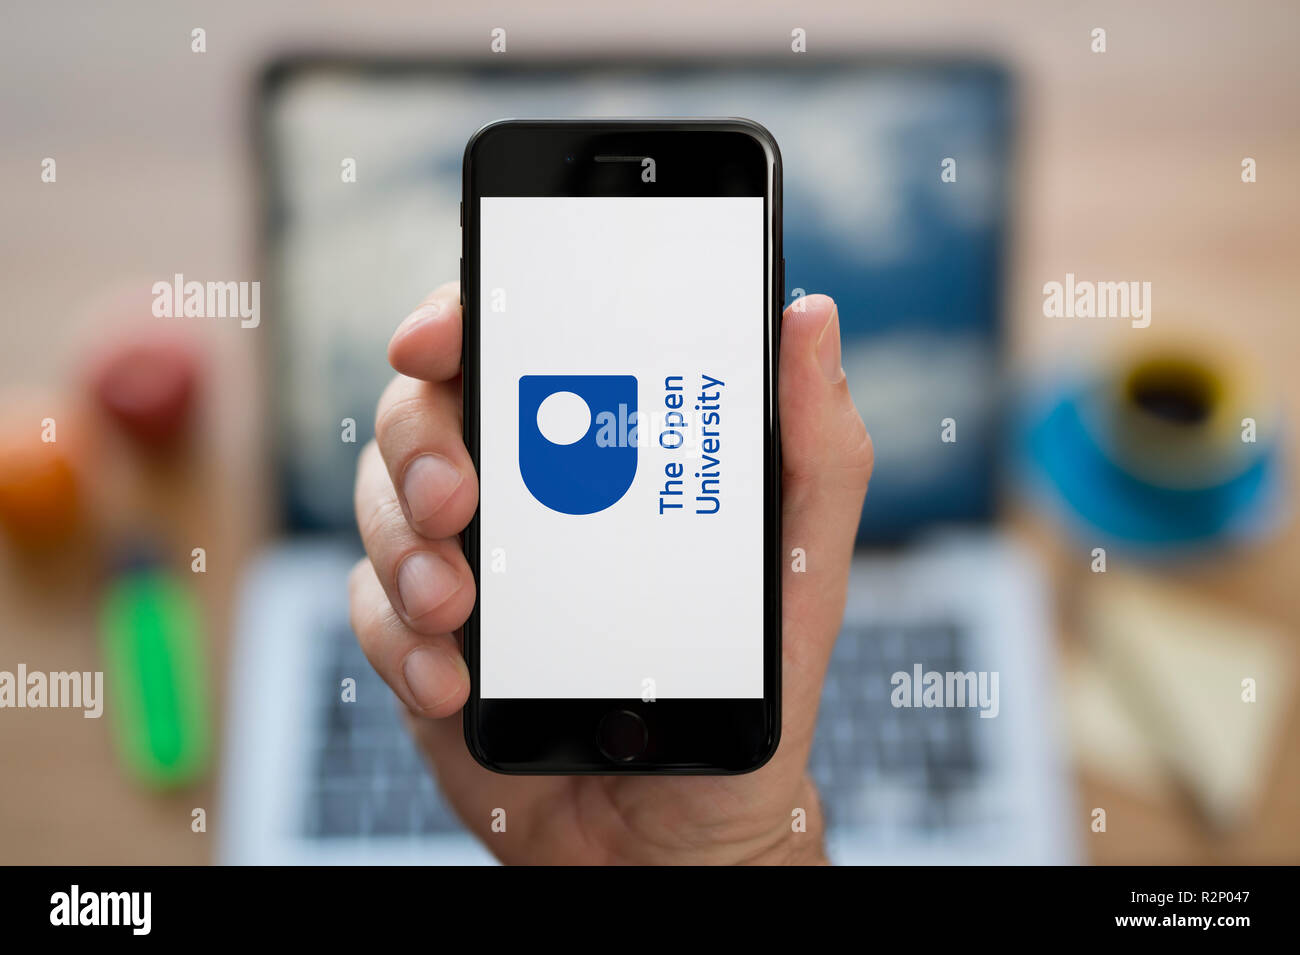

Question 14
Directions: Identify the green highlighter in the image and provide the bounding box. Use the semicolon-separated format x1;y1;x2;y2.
100;559;210;787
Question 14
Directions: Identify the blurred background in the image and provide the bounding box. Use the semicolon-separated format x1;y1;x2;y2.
1;0;1297;864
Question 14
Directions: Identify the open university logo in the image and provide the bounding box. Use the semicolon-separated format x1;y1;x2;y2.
519;375;638;514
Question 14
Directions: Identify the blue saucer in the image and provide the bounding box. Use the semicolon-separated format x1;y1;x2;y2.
1022;386;1284;554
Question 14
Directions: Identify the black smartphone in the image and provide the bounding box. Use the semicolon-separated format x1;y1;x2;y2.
460;118;782;773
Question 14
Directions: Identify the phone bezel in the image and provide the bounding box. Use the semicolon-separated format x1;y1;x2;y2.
461;119;783;774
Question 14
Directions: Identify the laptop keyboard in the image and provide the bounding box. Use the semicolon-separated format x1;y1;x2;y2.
304;617;984;839
303;626;462;837
809;619;984;834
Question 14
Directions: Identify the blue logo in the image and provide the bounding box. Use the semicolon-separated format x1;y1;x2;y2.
519;375;638;514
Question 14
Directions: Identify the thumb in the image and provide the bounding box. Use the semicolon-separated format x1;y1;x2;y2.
776;293;873;764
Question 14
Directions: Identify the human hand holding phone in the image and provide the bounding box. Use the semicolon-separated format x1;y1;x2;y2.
349;282;872;864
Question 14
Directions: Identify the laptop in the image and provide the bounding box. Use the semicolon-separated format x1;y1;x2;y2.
220;56;1077;865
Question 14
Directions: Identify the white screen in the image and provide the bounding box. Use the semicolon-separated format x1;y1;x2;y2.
479;196;765;699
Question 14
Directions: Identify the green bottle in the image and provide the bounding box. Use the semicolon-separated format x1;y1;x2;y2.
100;560;210;787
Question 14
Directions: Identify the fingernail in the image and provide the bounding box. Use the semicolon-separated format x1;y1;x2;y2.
816;304;845;383
394;300;443;339
403;453;463;524
403;645;460;711
396;551;462;621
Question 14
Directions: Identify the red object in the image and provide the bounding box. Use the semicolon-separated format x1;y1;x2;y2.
89;340;198;446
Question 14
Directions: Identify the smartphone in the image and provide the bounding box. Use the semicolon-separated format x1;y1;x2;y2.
461;119;782;773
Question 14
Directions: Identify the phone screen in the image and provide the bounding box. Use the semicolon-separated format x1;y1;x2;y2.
477;195;766;700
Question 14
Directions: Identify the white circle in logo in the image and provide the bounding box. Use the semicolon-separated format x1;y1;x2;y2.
536;390;591;445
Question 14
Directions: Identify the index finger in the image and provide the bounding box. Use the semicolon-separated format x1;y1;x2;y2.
387;281;463;382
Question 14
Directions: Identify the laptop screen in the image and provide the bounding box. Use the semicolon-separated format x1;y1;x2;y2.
258;58;1011;542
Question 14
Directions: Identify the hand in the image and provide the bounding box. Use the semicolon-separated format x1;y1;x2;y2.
349;281;872;864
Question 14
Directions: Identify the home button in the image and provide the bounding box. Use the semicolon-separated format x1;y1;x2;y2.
596;709;648;762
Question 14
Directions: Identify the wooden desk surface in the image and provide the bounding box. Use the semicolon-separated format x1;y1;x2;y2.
1;0;1296;865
